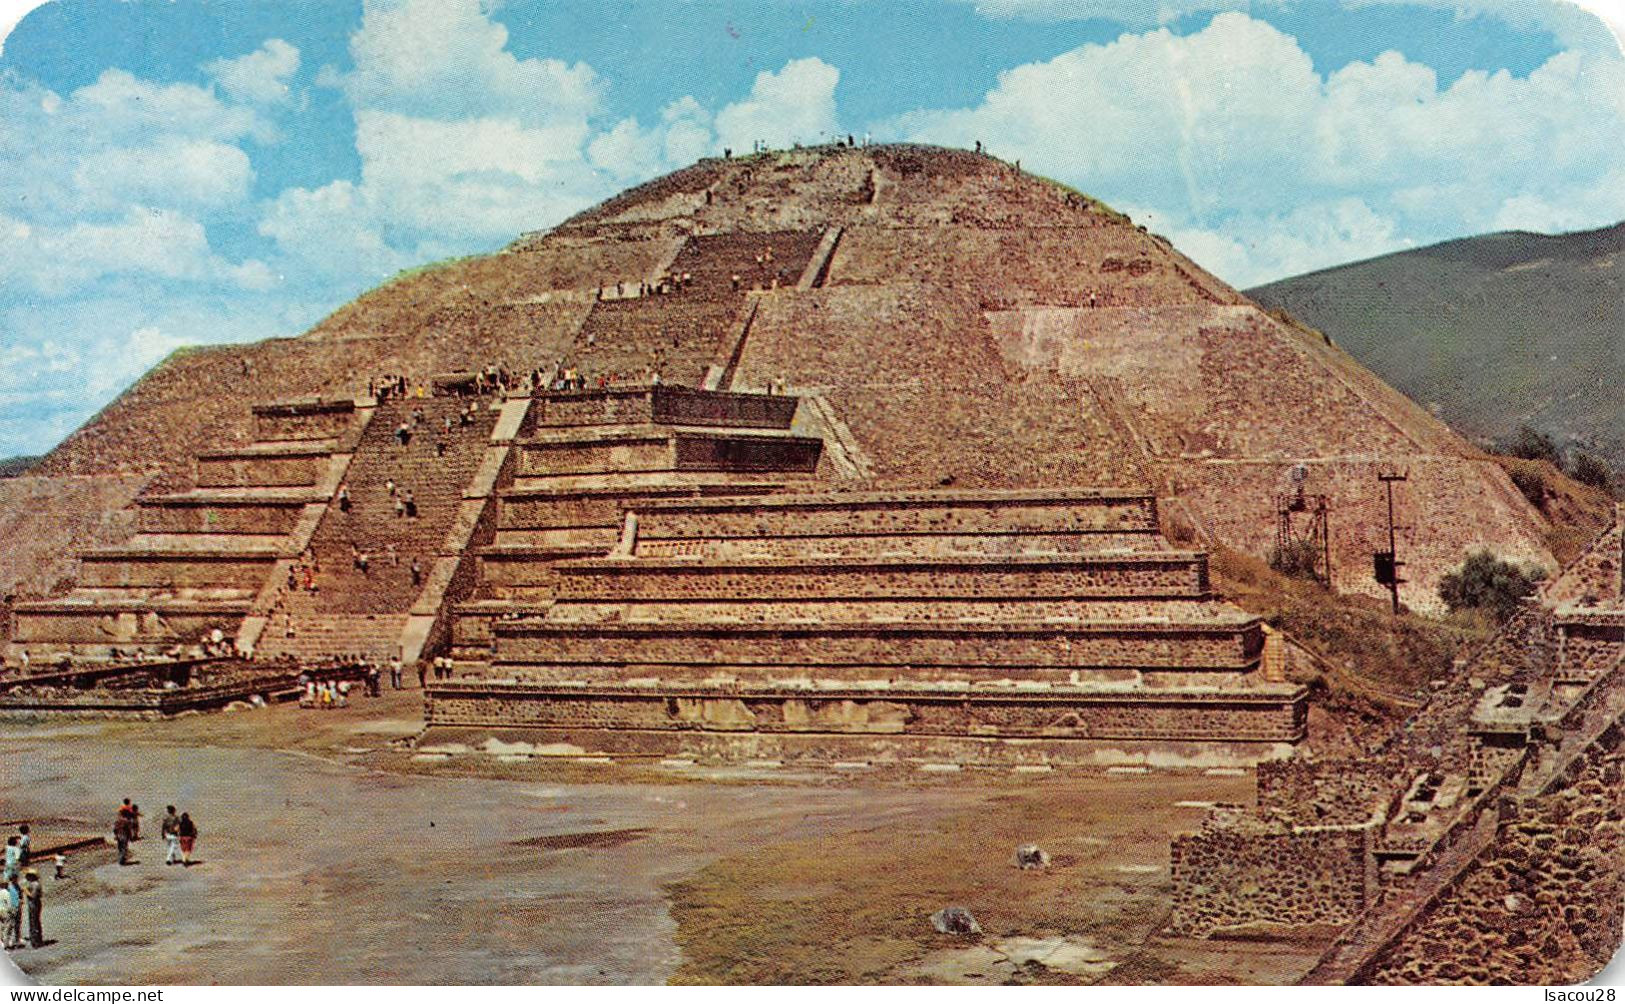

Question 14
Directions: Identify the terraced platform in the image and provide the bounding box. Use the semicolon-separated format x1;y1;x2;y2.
435;478;1306;765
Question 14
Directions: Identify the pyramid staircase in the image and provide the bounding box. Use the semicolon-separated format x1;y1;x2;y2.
7;399;366;663
254;394;506;663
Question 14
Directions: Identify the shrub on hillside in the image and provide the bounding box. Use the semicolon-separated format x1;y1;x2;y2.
1566;450;1617;494
1268;539;1324;582
1502;425;1562;466
1438;551;1545;622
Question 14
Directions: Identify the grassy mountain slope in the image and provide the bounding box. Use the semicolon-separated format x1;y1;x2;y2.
1248;222;1624;467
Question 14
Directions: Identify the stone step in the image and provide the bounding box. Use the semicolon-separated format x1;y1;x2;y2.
631;485;1159;533
513;427;822;478
524;551;1211;601
528;384;798;431
490;616;1262;673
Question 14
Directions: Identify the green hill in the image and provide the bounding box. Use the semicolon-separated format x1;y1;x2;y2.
1247;222;1623;469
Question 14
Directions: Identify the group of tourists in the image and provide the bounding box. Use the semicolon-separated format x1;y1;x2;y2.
2;824;43;951
298;677;351;709
113;800;198;869
369;374;413;400
426;655;456;684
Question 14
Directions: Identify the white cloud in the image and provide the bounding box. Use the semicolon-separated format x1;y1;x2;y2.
68;68;275;145
335;0;600;125
0;207;274;296
714;57;841;152
72;137;254;212
283;6;845;280
258;179;414;281
892;12;1625;284
207;39;301;105
588;97;717;182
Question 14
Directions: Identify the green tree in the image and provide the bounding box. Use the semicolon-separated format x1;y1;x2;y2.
1438;551;1545;622
1503;425;1561;466
1566;450;1616;494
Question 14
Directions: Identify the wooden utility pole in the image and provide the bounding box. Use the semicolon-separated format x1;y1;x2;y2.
1377;472;1409;614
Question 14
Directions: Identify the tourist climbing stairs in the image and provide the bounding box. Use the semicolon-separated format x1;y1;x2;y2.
256;395;500;663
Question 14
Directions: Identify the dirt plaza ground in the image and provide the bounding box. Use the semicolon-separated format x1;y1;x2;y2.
0;690;1328;985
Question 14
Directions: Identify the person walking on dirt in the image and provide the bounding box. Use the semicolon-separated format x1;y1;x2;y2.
389;656;403;690
162;806;182;866
177;813;198;866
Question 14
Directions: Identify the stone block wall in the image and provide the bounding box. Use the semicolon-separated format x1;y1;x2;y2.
490;621;1261;673
136;501;305;535
1558;619;1625;681
632;489;1160;540
673;433;823;473
195;453;329;488
1169;811;1376;936
426;682;1305;742
12;606;246;646
518;435;672;476
542;554;1209;600
74;554;274;591
252;400;357;442
650;384;798;429
632;530;1157;559
1364;726;1625;985
1256;757;1400;827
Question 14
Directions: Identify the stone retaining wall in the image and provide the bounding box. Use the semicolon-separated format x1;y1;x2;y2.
633;490;1159;539
1170;810;1376;936
12;606;248;646
1364;726;1625;985
75;554;275;590
1256;757;1400;827
537;555;1209;600
196;453;329;488
137;501;305;535
425;681;1306;743
252;400;357;442
491;621;1260;670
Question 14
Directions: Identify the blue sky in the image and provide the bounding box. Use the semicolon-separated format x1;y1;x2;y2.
0;0;1621;457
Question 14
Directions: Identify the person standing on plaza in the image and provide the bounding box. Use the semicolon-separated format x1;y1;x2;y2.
0;873;16;950
22;869;42;948
2;873;19;950
113;804;133;866
16;824;29;867
389;655;403;690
